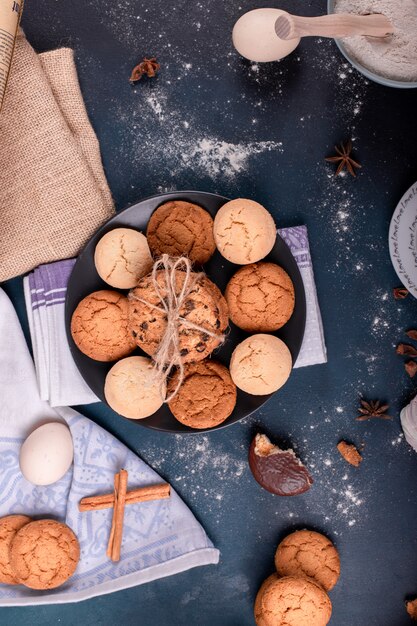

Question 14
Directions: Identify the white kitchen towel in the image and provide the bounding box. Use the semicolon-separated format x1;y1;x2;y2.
23;224;327;407
0;288;219;606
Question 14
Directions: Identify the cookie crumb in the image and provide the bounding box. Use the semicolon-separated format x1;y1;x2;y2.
406;599;417;620
337;441;362;467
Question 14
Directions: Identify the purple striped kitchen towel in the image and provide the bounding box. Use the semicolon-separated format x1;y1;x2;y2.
23;225;326;407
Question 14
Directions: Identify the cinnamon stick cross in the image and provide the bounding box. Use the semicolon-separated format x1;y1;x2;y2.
79;472;170;562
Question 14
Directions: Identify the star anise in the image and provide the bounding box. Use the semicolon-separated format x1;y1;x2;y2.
325;140;361;177
130;57;160;83
356;399;391;421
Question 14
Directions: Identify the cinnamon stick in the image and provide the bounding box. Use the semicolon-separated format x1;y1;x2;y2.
79;483;170;512
110;469;128;562
106;472;120;559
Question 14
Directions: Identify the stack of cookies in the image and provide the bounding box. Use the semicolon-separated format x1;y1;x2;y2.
255;530;340;626
0;515;80;590
70;197;296;429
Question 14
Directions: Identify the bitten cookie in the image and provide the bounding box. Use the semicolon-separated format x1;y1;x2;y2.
94;228;153;289
254;574;332;626
213;198;276;264
0;515;31;584
225;262;295;331
230;334;292;395
275;530;340;591
105;356;165;419
10;519;80;590
146;200;216;264
71;290;136;362
168;360;237;429
128;270;228;363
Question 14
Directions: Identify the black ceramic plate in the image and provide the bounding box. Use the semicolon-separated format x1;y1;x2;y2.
65;191;306;433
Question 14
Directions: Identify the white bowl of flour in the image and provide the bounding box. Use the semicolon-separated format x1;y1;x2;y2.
329;0;417;88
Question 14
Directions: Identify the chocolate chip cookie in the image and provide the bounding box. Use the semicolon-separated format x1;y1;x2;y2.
168;360;237;429
254;574;332;626
71;290;136;362
225;262;295;332
0;515;31;584
128;270;228;363
275;530;340;591
10;519;80;590
146;200;216;264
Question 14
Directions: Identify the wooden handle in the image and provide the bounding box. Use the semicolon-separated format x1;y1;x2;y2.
275;12;393;40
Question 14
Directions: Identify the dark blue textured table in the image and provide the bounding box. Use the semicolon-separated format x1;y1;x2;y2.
2;0;417;624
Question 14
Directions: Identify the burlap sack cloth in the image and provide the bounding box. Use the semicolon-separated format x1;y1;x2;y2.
0;32;114;282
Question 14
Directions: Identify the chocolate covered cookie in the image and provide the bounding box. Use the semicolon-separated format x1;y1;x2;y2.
249;433;313;496
146;200;216;264
254;574;332;626
168;360;237;429
71;290;136;362
275;530;340;592
225;262;295;331
10;519;80;590
128;270;228;363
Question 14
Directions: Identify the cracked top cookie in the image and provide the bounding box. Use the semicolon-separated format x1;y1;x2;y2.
94;227;153;289
275;530;340;591
168;360;237;429
230;334;292;395
0;515;31;584
71;290;136;362
225;262;295;331
128;270;228;363
146;200;216;264
255;574;332;626
9;519;80;590
213;198;276;265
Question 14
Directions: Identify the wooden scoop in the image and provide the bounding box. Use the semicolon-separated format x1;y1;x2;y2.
275;11;393;40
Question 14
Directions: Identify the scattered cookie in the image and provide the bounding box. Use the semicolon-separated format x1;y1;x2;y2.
168;360;237;429
275;530;340;592
225;262;295;331
337;441;362;467
254;574;332;626
0;515;32;584
128;270;228;363
213;198;276;264
10;519;80;590
406;598;417;621
105;355;165;419
230;334;292;395
71;290;136;362
249;433;313;496
146;200;216;264
94;228;153;289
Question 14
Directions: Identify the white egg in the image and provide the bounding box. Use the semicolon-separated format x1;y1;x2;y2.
19;422;74;486
232;9;300;62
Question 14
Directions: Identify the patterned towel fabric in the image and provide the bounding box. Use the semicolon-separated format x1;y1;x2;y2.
0;288;219;606
23;224;327;408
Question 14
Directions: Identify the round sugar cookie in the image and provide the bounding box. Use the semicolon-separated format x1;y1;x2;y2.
94;228;153;289
105;355;164;419
275;530;340;591
71;290;136;362
10;519;80;590
254;574;332;626
230;334;292;395
0;515;32;584
213;198;276;264
225;262;295;331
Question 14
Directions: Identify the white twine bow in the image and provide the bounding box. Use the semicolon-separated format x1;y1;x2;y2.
129;254;226;403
